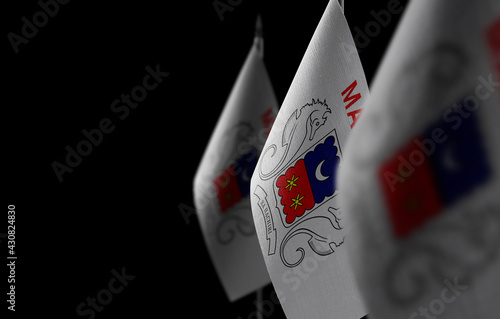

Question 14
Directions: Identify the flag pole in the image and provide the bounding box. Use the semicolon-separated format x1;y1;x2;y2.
254;13;264;319
255;14;264;58
256;286;264;319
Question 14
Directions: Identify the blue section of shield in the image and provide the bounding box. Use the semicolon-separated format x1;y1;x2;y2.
304;136;340;203
235;147;258;198
428;111;491;206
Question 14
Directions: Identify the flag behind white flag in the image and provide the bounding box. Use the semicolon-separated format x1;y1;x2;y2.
250;1;368;318
193;24;277;301
339;0;500;318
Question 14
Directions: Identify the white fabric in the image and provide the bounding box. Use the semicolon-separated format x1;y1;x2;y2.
250;1;369;318
193;38;277;301
339;1;500;318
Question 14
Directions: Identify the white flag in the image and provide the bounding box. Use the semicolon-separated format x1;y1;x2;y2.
250;1;368;318
193;19;277;301
339;0;500;318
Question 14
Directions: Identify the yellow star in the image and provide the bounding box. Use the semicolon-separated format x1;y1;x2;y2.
290;194;304;211
406;194;420;212
220;176;230;188
285;175;299;192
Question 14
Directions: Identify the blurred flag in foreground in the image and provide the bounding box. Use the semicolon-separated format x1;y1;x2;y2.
193;17;276;301
250;1;368;318
339;0;500;318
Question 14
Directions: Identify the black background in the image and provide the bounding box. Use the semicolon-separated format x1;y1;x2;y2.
4;0;408;318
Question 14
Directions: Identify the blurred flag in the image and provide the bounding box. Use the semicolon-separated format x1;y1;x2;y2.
338;0;500;318
250;1;369;318
193;17;276;301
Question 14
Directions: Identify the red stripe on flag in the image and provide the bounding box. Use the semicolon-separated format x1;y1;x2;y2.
378;137;443;238
487;16;500;77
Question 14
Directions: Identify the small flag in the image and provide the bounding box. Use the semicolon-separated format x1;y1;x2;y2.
250;1;369;318
193;17;277;301
338;1;500;318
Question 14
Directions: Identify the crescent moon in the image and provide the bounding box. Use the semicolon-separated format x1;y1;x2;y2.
242;167;251;181
443;145;460;171
315;159;330;182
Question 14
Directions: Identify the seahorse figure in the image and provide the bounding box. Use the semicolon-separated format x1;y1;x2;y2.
258;99;331;181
